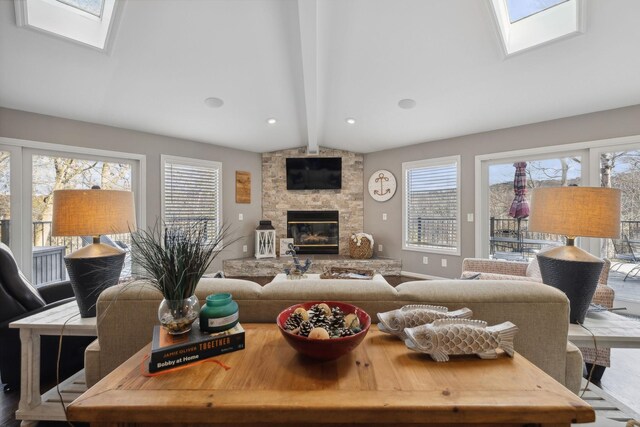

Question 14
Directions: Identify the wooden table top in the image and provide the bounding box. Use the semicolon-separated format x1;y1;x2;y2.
68;324;594;427
9;300;96;334
568;310;640;348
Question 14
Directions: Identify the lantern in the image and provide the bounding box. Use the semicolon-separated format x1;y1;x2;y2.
255;220;276;259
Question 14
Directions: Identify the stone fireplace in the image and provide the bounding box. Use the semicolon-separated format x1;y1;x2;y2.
287;211;339;254
262;147;363;255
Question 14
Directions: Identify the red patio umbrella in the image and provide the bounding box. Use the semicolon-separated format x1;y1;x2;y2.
508;162;530;253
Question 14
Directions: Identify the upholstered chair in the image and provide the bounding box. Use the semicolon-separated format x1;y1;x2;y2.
461;256;614;382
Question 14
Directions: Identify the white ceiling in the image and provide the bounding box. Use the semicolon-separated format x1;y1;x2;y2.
1;0;640;154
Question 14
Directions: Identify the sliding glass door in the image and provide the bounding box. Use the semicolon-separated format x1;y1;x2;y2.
478;137;640;312
30;152;134;284
486;155;583;261
0;138;143;285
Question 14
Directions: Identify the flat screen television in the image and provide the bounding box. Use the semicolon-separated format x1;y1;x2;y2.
286;157;342;190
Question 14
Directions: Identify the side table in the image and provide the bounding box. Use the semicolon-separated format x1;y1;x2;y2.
568;310;640;348
9;300;97;427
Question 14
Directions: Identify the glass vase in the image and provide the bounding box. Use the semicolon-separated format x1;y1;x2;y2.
199;293;239;333
158;295;200;335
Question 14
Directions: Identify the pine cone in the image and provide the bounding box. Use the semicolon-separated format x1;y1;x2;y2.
340;328;355;337
298;320;313;337
311;314;330;329
308;305;323;320
329;315;345;332
331;306;344;322
284;312;304;331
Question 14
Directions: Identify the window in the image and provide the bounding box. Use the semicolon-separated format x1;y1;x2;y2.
490;0;583;56
31;153;133;284
56;0;105;17
0;150;10;246
15;0;120;50
403;156;460;255
0;137;144;284
487;156;582;261
506;0;568;23
162;155;222;243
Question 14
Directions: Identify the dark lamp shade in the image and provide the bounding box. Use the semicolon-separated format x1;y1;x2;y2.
52;189;136;236
527;187;621;239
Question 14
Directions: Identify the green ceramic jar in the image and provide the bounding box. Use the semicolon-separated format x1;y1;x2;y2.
199;293;239;333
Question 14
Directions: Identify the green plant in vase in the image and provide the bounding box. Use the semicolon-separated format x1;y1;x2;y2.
130;219;233;334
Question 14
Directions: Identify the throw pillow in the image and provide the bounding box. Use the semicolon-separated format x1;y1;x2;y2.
525;258;541;280
525;245;556;279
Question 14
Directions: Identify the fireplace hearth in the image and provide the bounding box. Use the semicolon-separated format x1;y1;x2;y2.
287;211;339;254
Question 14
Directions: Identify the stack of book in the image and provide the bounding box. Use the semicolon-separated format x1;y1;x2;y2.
149;323;245;373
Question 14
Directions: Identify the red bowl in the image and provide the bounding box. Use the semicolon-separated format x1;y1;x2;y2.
276;301;371;361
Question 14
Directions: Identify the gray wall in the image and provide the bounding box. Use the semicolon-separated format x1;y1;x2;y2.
0;107;262;271
364;104;640;278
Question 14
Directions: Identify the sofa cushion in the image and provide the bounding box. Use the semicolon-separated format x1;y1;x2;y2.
526;257;542;279
262;276;397;301
196;278;263;300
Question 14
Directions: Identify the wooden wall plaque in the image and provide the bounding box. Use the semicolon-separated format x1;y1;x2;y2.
235;171;251;203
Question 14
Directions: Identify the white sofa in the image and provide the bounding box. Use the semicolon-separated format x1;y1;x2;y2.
85;276;583;394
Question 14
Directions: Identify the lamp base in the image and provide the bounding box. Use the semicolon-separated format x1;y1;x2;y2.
537;248;603;324
64;250;125;318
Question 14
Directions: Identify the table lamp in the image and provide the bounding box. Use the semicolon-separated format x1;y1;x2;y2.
528;187;620;323
52;187;136;317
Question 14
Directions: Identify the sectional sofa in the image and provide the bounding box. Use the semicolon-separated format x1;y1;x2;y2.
85;276;583;394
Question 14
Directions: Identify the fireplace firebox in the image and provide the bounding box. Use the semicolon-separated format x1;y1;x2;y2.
287;211;339;254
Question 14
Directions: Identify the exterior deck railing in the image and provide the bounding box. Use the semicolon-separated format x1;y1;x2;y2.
489;217;640;259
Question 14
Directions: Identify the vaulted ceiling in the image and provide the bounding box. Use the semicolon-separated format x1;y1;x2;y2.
1;0;640;154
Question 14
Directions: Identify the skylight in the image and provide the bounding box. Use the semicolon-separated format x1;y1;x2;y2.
14;0;119;50
506;0;568;23
56;0;105;17
490;0;584;56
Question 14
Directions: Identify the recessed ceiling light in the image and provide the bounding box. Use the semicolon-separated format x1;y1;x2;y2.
345;118;356;125
398;99;416;109
204;97;224;108
266;118;277;125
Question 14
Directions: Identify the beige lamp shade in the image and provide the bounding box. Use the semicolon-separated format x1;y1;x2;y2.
52;189;136;237
528;187;621;239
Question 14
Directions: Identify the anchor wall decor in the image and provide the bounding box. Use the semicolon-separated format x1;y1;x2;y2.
368;169;397;202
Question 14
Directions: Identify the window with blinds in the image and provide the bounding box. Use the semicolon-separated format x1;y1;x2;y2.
162;155;221;242
402;156;460;254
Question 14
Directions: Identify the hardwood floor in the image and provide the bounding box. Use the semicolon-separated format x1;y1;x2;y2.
599;348;640;417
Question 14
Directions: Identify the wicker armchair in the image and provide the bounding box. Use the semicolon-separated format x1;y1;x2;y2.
462;257;614;380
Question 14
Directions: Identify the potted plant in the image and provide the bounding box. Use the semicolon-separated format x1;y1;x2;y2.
130;219;232;334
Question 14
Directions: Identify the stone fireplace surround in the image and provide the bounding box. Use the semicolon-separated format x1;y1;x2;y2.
262;147;364;255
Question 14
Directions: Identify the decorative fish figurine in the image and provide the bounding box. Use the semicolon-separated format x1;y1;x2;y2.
377;305;473;339
404;319;518;362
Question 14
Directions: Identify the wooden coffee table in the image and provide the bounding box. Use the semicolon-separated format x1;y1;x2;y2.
68;324;594;427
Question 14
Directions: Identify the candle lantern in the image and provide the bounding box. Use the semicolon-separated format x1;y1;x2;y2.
255;220;276;259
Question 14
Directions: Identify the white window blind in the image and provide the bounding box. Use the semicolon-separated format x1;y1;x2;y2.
403;156;460;254
162;156;221;242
